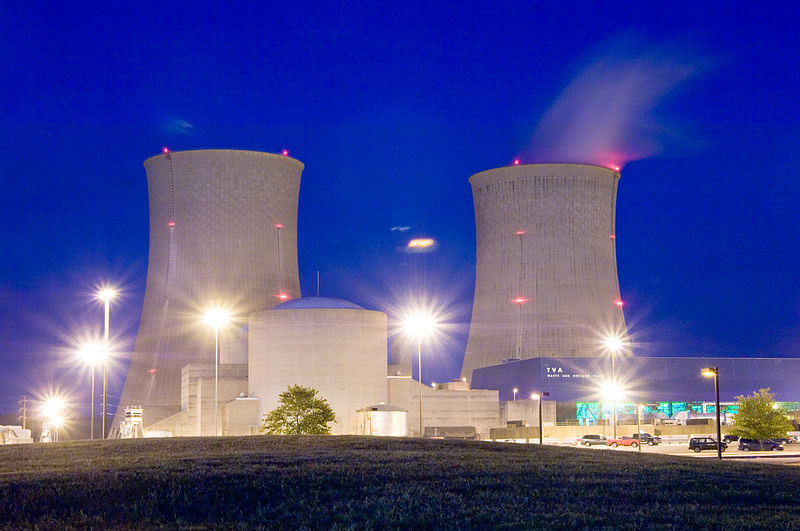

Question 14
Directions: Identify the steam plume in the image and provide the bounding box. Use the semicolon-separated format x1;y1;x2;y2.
527;38;698;169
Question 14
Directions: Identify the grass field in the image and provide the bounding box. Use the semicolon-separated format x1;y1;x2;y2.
1;436;799;529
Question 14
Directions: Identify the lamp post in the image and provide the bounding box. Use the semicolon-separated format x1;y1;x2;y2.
403;312;435;437
43;398;65;443
97;288;115;438
636;404;643;453
701;367;722;460
78;342;106;439
513;388;518;402
602;381;623;440
204;308;230;436
531;393;543;444
604;335;623;439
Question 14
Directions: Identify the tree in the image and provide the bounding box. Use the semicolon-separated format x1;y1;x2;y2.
261;385;336;435
727;388;793;440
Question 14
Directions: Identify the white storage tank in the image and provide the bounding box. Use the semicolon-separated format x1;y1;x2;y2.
249;297;388;435
356;404;407;437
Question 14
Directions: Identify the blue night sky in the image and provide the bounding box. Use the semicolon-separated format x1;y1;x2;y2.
1;3;798;416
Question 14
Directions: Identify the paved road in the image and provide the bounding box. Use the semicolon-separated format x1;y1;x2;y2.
582;442;800;464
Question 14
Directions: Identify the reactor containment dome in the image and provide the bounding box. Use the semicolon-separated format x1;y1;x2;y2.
249;297;388;435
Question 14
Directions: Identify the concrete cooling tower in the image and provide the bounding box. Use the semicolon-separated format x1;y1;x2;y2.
461;164;629;382
114;149;303;429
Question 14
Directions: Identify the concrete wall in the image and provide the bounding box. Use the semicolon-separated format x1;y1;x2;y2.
223;397;261;435
150;363;248;436
387;377;500;439
115;149;303;429
501;399;557;427
462;164;629;382
249;307;387;435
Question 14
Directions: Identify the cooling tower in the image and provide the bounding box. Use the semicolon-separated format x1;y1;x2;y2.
461;164;628;382
114;149;303;429
249;297;388;435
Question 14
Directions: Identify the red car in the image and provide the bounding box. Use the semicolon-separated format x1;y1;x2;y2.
606;436;640;448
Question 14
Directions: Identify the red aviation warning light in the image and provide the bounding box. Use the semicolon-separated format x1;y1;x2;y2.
515;230;525;236
613;165;620;172
609;234;615;239
276;292;289;301
148;368;157;374
512;296;528;304
281;149;289;156
513;159;520;166
168;221;175;227
162;147;169;153
614;299;624;308
274;223;283;229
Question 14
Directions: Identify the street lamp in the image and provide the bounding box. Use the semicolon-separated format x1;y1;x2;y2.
602;381;623;439
403;312;436;437
531;393;543;444
513;388;518;402
204;308;230;436
43;398;65;442
636;404;643;453
97;288;116;438
701;367;722;460
78;341;106;439
604;334;624;438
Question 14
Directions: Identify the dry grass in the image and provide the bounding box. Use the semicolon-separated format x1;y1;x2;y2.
1;436;799;529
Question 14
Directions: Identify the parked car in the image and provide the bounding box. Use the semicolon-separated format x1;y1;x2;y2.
689;437;727;453
632;433;661;446
722;434;739;444
738;439;784;451
771;437;793;445
578;434;607;446
606;436;639;448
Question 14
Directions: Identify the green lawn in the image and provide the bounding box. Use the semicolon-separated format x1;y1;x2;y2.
1;436;798;528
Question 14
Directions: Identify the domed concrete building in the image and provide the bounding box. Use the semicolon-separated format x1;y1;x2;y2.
249;297;388;435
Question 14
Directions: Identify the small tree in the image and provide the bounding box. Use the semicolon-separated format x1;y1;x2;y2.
727;388;793;440
261;385;336;435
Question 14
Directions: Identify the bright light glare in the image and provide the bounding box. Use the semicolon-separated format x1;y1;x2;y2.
511;296;528;304
701;367;717;377
50;416;64;428
531;393;540;400
604;334;623;353
403;312;436;339
78;342;106;365
407;238;435;249
97;288;116;302
43;398;65;419
203;308;231;329
602;382;624;401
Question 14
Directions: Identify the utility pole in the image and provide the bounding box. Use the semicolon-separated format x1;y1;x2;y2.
18;396;27;430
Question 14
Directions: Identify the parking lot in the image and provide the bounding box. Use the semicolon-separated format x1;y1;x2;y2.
581;440;800;464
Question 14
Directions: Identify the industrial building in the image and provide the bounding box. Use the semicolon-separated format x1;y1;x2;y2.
471;356;800;425
113;153;798;440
